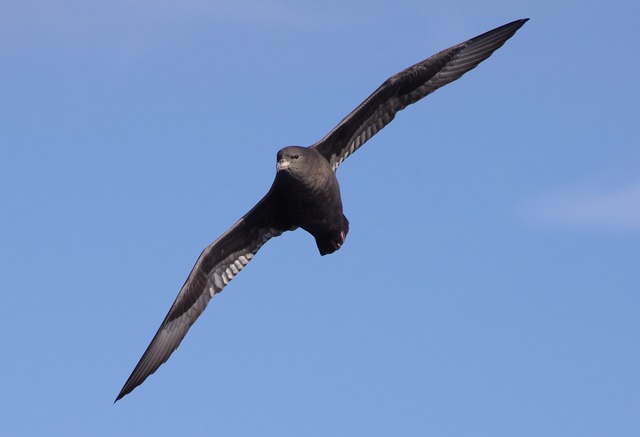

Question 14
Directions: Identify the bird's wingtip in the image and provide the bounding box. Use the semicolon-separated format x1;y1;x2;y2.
114;387;128;403
506;18;529;29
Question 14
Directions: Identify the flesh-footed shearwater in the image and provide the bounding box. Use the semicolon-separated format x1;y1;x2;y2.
116;18;528;401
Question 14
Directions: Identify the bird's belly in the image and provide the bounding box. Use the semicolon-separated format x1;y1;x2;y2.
275;162;349;254
286;189;342;232
283;185;349;255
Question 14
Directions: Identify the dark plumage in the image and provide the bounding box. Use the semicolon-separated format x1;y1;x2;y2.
116;18;528;401
276;146;349;255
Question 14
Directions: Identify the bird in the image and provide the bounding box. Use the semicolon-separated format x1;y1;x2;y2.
116;18;528;401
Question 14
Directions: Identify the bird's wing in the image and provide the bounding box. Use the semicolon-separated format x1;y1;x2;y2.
311;19;528;171
116;187;291;401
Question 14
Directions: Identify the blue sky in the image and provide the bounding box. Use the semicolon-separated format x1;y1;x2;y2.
1;1;639;435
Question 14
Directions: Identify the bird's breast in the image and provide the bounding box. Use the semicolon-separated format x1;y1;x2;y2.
275;165;344;235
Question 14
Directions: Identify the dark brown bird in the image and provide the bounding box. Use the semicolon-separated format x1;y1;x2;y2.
116;18;528;401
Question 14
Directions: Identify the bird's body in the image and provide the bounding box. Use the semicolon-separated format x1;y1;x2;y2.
275;146;349;255
116;19;528;401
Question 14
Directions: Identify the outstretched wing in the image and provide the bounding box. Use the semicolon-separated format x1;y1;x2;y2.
116;187;291;401
311;19;528;170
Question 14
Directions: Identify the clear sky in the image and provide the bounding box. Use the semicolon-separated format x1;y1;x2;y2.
1;1;639;435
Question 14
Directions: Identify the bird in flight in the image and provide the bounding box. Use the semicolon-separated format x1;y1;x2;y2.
116;18;528;401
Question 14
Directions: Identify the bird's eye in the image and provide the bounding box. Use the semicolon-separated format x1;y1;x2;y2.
293;154;299;159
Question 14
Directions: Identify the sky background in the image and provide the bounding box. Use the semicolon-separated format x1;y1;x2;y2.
1;1;639;435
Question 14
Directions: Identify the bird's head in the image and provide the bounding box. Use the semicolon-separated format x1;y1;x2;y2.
276;146;311;175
